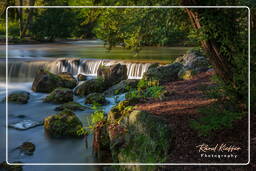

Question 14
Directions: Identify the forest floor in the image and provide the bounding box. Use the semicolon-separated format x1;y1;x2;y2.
136;71;255;171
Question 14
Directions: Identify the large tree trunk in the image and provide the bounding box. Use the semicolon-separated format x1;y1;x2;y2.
181;1;234;84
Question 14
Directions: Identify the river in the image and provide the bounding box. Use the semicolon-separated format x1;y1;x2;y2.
0;40;190;170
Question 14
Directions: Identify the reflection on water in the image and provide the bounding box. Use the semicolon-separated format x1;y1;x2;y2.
0;40;191;62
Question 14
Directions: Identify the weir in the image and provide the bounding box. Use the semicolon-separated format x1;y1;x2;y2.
0;58;153;81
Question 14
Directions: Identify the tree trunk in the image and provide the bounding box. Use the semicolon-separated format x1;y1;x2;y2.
19;0;23;38
20;0;36;38
181;1;234;84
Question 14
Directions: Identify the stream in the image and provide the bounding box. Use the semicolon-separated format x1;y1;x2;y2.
0;40;189;170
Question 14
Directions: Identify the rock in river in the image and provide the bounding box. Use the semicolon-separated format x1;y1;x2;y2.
55;102;86;111
103;79;138;97
0;161;23;171
43;88;73;104
32;70;77;93
9;120;43;130
85;93;107;105
77;74;87;81
97;63;127;87
44;110;84;138
3;91;30;104
18;142;35;155
74;79;107;96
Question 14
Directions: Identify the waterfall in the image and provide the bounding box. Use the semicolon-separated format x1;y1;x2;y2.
0;58;153;82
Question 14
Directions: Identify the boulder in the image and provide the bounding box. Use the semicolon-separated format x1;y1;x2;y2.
109;110;172;165
74;79;107;96
85;93;107;105
175;50;209;72
147;63;159;70
32;70;77;93
18;142;35;155
107;100;132;122
0;161;23;171
77;74;87;81
4;91;30;104
43;88;73;104
9;120;43;130
44;110;84;138
55;102;86;111
103;79;138;97
178;68;197;80
97;64;127;86
58;72;77;89
143;62;183;83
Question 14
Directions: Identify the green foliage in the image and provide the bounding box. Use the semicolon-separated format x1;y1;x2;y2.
137;79;159;91
118;134;167;165
144;86;166;99
86;110;106;133
190;103;244;136
30;8;77;41
94;8;193;50
8;21;19;38
126;79;166;102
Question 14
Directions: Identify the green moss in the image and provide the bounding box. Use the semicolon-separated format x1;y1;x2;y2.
55;102;86;111
74;78;107;96
85;93;107;105
43;88;73;104
5;91;30;104
44;110;84;138
108;100;134;123
110;110;171;170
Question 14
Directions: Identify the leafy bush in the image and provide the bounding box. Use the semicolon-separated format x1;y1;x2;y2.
137;79;159;91
144;86;166;99
86;110;106;133
190;103;244;136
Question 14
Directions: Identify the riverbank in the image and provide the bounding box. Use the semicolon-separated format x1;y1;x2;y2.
135;70;254;170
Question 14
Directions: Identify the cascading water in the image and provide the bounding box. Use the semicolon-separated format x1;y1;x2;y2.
0;58;153;81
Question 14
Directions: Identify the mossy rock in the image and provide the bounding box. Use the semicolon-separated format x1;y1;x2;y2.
103;79;138;96
43;88;73;104
32;70;77;93
85;93;107;105
0;161;23;171
107;100;132;122
4;91;30;104
55;102;86;111
77;74;87;81
32;70;63;93
97;63;127;87
74;78;107;96
147;63;159;70
143;62;183;84
44;110;84;138
178;68;197;80
175;51;209;72
114;110;172;166
18;142;35;155
58;72;77;89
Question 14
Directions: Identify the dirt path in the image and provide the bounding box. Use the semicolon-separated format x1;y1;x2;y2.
136;71;254;170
